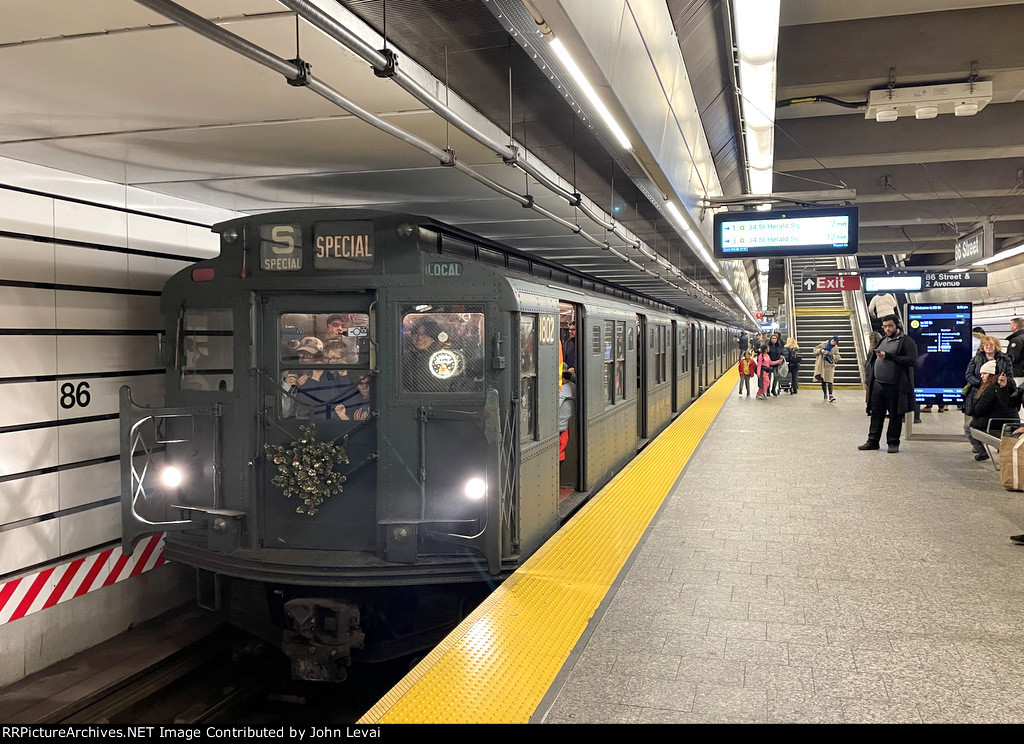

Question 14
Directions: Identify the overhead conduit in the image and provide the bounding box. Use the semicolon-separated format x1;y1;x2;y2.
135;0;730;314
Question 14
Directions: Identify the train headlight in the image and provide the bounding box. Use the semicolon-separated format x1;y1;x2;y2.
464;477;486;501
160;466;183;489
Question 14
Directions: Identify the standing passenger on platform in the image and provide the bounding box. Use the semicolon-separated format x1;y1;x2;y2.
738;350;756;397
813;335;841;402
1005;317;1024;388
868;292;899;332
738;330;749;354
859;315;918;454
784;337;801;395
755;345;779;401
767;333;785;396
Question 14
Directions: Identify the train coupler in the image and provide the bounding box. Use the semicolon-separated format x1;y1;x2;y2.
282;598;365;682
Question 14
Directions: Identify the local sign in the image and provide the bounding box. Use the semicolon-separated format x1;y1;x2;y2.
801;275;861;292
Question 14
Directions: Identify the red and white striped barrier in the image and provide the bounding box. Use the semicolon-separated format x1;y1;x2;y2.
0;534;166;626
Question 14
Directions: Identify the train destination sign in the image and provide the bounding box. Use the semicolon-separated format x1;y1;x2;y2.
923;272;988;289
260;223;303;271
907;302;973;406
313;220;375;270
714;205;858;259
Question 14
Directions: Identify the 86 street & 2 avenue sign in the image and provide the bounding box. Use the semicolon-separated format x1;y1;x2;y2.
923;272;988;289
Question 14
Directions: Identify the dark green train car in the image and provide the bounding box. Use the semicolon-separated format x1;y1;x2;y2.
119;209;737;681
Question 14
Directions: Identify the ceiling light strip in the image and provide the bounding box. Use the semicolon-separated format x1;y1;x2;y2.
138;0;727;316
280;0;581;205
732;0;780;196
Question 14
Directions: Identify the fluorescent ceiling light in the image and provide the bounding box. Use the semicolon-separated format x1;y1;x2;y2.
974;242;1024;266
915;106;938;120
549;38;631;149
734;0;780;196
955;102;979;117
756;203;772;211
875;109;898;123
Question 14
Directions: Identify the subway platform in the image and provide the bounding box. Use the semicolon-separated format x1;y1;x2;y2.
365;372;1024;724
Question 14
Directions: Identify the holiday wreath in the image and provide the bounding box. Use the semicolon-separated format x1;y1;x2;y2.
264;423;348;516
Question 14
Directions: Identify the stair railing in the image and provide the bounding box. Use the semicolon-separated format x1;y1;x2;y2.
839;254;872;385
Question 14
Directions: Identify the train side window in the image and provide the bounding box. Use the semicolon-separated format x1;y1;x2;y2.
655;326;667;384
615;321;626;401
180;309;233;391
519;314;537;441
400;305;484;394
603;320;614;404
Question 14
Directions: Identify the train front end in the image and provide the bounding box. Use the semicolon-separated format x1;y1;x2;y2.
118;210;517;680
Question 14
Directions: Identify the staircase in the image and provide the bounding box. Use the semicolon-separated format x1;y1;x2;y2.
790;257;863;388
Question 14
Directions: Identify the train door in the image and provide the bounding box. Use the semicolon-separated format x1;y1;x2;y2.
260;294;377;551
636;315;648;443
690;322;699;398
558;302;581;500
696;325;704;395
671;320;679;413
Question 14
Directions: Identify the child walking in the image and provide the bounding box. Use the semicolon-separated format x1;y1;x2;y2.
755;344;780;400
737;350;756;397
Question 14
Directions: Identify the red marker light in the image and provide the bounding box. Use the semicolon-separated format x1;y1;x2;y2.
192;268;215;282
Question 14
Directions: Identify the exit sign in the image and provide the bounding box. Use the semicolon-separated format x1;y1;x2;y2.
816;275;861;291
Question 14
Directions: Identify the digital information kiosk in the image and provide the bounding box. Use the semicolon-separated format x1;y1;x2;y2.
905;302;972;441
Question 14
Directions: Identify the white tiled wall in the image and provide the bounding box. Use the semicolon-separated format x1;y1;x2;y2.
0;155;235;579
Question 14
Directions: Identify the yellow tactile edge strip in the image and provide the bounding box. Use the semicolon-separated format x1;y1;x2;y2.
358;369;738;724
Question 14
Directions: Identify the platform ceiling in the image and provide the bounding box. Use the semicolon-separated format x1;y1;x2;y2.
1;0;1023;320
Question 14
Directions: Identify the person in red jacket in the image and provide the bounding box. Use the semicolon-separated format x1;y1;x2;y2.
737;350;756;397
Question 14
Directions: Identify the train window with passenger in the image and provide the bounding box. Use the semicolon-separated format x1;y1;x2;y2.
179;308;233;391
520;315;537;441
400;305;484;394
278;312;371;420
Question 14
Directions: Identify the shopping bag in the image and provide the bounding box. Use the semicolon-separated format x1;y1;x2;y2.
999;428;1024;491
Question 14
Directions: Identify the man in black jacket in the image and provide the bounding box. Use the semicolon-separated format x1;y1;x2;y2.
859;314;919;454
1005;317;1024;386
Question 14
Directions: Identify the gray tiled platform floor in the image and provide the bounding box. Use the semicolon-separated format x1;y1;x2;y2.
543;388;1024;723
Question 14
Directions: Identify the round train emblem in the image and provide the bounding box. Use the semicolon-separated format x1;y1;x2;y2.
429;349;463;379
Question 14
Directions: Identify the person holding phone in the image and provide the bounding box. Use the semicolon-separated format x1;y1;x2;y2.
968;361;1022;461
964;335;1013;459
859;314;918;454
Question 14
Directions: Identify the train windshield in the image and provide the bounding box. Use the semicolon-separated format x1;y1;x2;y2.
278;312;372;420
401;305;484;393
179;308;234;391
